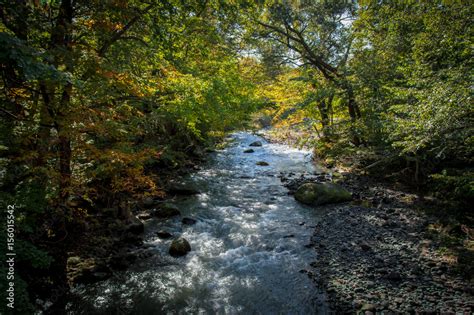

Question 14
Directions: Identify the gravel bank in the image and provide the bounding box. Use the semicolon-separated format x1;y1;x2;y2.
304;177;474;314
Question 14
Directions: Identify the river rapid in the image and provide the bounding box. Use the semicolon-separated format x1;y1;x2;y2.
69;132;329;314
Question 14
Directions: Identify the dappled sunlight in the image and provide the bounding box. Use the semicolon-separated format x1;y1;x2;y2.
311;204;473;313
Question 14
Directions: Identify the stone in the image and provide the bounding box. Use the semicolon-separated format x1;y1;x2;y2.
361;304;376;312
156;231;173;239
244;149;254;153
256;161;269;166
386;271;402;281
153;204;181;218
70;259;112;284
294;182;352;206
67;256;81;266
182;217;197;225
249;141;263;147
126;216;144;234
137;213;152;220
142;197;156;207
109;252;137;270
169;238;191;257
360;243;371;251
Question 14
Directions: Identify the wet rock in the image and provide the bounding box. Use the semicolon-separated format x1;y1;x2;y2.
249;141;262;147
137;213;152;220
109;252;138;270
121;232;143;245
142;197;157;208
69;258;112;284
294;182;352;206
156;231;173;239
361;304;376;312
169;238;191;257
244;149;254;153
67;256;81;266
386;271;402;281
182;217;197;225
126;216;144;234
256;161;269;166
153;204;181;218
360;242;371;251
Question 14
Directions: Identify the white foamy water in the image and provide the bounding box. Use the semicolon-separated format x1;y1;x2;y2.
69;132;328;314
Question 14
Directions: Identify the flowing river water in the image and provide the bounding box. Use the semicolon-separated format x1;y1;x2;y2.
69;132;329;314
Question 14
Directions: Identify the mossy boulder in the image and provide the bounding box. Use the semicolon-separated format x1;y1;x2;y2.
294;182;352;206
169;238;191;257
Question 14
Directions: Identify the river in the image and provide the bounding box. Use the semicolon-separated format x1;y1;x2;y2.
69;132;328;314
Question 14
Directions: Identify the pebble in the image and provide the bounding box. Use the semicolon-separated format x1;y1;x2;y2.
308;196;473;313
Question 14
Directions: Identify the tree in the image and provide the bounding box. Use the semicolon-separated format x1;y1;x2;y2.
352;1;473;182
252;0;362;143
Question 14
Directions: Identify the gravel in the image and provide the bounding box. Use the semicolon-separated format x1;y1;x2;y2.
303;178;474;314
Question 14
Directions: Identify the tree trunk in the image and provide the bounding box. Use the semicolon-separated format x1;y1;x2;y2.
45;1;74;312
340;80;361;146
317;100;330;140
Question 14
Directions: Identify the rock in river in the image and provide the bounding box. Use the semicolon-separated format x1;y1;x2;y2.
153;204;181;218
182;217;197;225
249;141;262;147
169;238;191;257
256;161;269;166
137;212;152;220
294;182;352;206
156;231;173;239
244;149;255;153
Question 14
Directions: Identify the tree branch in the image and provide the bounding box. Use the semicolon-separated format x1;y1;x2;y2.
97;3;155;57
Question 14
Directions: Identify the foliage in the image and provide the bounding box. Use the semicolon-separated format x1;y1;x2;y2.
0;0;262;312
0;0;472;312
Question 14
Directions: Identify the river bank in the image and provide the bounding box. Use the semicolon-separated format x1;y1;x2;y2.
58;129;474;314
260;128;473;314
307;173;473;314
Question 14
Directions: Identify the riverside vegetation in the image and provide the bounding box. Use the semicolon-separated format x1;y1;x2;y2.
0;1;472;314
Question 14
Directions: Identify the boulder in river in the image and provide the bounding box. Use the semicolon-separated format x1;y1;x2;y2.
294;182;352;206
249;141;262;147
156;231;173;239
153;204;181;218
256;161;269;166
244;149;254;153
142;197;159;208
169;238;191;257
137;212;152;220
182;217;197;225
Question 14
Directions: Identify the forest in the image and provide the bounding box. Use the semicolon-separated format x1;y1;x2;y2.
0;0;472;314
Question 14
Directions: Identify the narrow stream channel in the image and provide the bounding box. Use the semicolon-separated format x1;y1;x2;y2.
69;132;329;314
